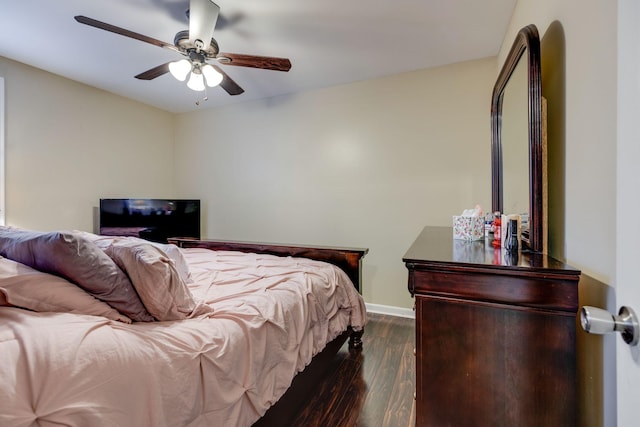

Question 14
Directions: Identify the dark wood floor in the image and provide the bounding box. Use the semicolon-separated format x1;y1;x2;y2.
290;312;416;427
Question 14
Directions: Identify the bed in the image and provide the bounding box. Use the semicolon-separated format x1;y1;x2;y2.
0;228;367;427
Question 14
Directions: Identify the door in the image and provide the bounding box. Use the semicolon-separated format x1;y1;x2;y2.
616;1;640;425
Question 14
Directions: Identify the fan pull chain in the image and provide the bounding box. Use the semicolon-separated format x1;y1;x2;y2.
195;86;209;106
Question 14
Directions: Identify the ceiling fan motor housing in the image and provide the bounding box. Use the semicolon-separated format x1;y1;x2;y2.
174;30;219;59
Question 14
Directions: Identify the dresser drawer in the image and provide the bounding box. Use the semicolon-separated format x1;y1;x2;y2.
408;266;578;312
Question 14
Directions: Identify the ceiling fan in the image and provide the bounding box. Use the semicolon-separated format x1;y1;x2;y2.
74;0;291;96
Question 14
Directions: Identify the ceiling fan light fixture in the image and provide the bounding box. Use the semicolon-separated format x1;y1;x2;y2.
201;64;223;87
169;59;192;81
187;69;206;91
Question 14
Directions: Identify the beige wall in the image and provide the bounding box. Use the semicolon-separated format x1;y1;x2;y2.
0;57;176;232
499;2;617;426
174;57;496;309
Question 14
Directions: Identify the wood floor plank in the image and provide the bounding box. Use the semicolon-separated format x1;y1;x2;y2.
382;341;416;427
288;312;415;426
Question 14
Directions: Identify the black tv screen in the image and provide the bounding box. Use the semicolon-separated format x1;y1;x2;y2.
99;198;200;243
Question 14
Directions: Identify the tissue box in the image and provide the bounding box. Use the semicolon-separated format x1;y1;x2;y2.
452;216;485;241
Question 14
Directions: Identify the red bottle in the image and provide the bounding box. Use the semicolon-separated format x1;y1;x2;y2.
492;214;501;248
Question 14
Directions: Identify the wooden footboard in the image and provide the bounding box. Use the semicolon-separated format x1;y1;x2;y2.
169;238;368;425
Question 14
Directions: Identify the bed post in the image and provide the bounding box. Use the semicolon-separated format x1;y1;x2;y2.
349;328;364;350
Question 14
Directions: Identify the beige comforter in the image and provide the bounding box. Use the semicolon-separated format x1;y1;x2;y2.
0;248;366;427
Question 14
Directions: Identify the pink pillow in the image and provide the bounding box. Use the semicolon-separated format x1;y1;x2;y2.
0;257;131;323
104;239;213;321
78;232;192;284
0;227;153;322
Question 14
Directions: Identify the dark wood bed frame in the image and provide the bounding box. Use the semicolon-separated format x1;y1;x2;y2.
168;238;368;426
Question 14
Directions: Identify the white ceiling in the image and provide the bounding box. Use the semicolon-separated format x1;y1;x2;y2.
0;0;516;113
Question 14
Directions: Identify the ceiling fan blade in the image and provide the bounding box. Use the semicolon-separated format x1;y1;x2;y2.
135;63;172;80
211;64;244;96
189;0;219;50
217;53;292;72
74;16;180;53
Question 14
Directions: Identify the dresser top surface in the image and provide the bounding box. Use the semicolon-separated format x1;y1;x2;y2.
403;226;580;275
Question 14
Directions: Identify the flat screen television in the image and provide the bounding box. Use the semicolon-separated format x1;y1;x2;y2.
99;198;201;243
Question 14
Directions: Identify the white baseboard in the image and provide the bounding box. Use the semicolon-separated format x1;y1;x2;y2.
365;303;415;319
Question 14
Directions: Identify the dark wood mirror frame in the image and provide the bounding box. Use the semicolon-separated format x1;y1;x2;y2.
491;24;544;253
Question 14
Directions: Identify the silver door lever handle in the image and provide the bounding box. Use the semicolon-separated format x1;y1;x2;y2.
580;306;639;346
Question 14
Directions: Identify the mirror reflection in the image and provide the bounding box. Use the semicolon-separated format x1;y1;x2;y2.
500;57;529;224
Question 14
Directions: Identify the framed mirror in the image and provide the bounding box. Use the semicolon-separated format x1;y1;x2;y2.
491;24;545;253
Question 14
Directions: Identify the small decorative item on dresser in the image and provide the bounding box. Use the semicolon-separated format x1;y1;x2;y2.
505;218;519;252
452;205;484;241
452;216;485;241
492;213;501;248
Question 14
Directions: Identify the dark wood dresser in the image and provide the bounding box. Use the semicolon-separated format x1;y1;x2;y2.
403;226;581;426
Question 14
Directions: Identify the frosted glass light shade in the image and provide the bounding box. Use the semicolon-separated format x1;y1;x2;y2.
168;59;192;81
202;64;223;87
187;71;205;91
